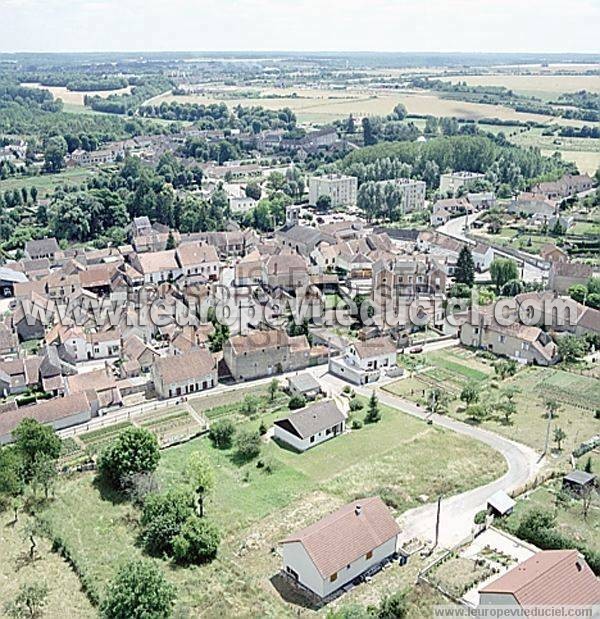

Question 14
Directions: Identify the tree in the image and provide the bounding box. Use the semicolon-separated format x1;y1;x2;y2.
245;181;262;201
427;388;449;415
100;559;176;619
557;335;587;363
43;136;67;173
553;427;566;451
172;515;220;565
584;457;593;473
0;446;23;508
234;429;261;461
391;104;408;121
460;383;479;407
501;279;524;297
288;394;306;410
466;403;489;423
490;258;519;292
208;419;236;449
346;114;356;134
568;284;588;304
268;378;279;402
98;427;160;489
240;394;259;417
362;117;376;146
30;453;57;499
455;246;475;287
13;419;61;483
316;194;332;211
6;582;48;619
365;392;381;423
378;590;408;618
141;487;196;555
184;452;214;517
165;230;175;250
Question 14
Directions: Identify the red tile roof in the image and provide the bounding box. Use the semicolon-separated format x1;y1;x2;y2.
281;496;400;578
480;550;600;608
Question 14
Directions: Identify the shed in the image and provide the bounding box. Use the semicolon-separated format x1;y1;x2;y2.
287;373;321;400
487;490;516;516
563;470;596;494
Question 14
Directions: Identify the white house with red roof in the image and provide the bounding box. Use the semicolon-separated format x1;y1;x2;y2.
280;496;401;598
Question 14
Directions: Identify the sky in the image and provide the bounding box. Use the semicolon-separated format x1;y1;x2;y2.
1;0;599;54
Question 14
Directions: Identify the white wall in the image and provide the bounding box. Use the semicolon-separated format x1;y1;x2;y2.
273;421;344;452
282;535;399;599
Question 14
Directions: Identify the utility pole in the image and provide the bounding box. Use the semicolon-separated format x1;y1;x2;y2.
433;496;442;550
543;407;552;457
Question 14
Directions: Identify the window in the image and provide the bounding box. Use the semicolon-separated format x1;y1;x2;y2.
310;436;315;443
366;551;373;560
330;573;337;582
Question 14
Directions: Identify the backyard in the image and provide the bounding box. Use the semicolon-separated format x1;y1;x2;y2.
36;393;506;617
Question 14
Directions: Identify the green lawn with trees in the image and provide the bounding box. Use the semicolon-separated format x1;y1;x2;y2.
2;393;507;617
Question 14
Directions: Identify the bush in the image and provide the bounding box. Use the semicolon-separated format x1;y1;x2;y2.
100;559;176;619
98;427;160;489
208;419;236;449
474;510;487;524
172;516;220;565
140;487;195;556
288;395;306;410
351;418;363;430
235;429;261;461
349;399;364;412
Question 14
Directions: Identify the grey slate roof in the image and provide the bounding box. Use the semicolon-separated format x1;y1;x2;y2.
274;400;344;440
287;373;321;395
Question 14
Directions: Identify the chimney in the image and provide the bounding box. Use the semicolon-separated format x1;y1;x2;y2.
355;504;362;516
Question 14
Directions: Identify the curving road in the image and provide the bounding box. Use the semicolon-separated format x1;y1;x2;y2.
359;388;542;549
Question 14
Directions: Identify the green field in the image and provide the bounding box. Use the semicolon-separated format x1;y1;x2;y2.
37;396;505;616
0;168;94;198
385;348;599;460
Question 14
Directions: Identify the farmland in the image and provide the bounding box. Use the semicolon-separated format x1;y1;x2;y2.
36;396;505;617
384;348;600;461
436;74;600;100
20;82;133;111
0;168;94;198
150;86;562;125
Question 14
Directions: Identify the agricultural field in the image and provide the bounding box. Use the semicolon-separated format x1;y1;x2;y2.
37;396;505;617
150;86;562;125
0;168;94;198
436;74;600;100
384;348;599;461
20;82;132;110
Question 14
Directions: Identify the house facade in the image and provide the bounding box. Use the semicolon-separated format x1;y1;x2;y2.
152;348;217;399
281;497;401;599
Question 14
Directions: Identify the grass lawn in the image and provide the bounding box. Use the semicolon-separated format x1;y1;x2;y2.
36;394;506;616
500;480;600;553
428;554;494;598
385;348;599;462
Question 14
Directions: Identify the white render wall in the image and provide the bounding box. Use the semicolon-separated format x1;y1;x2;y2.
282;535;399;598
273;421;344;452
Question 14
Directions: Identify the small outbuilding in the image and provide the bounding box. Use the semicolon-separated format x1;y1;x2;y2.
287;373;321;400
487;490;516;517
562;470;596;495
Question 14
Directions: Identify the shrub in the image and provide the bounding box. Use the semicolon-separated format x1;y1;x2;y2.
100;559;176;619
351;418;363;430
349;399;364;412
208;419;236;449
235;429;261;461
288;395;306;410
474;510;487;525
172;516;220;565
140;487;195;556
98;427;160;489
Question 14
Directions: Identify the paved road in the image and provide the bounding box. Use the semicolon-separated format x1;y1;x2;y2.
358;388;542;549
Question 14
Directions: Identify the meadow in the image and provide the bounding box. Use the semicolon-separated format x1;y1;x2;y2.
35;393;505;617
0;168;94;198
20;83;133;110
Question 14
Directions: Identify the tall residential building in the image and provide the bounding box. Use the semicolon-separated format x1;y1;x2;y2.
439;171;485;196
376;178;426;213
309;174;358;208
